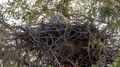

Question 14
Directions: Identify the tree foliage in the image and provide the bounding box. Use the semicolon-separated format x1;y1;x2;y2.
0;0;120;67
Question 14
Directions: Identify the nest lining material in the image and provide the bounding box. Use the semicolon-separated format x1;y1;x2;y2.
13;19;115;67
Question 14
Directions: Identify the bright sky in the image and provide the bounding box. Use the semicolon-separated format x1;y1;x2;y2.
0;0;25;25
0;0;8;4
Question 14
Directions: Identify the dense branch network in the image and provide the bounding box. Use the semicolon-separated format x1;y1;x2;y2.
0;14;115;67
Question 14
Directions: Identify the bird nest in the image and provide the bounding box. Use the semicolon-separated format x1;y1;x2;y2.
13;18;115;67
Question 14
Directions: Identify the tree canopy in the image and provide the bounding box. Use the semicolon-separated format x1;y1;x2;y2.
0;0;120;67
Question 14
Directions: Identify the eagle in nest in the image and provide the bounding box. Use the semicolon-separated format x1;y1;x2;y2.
49;14;69;25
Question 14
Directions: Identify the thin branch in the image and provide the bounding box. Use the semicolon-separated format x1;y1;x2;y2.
0;13;14;31
49;49;62;67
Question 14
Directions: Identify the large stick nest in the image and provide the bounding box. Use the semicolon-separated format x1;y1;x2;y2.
12;15;115;67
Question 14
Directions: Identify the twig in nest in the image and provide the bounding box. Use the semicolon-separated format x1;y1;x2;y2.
49;49;62;67
65;57;78;67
